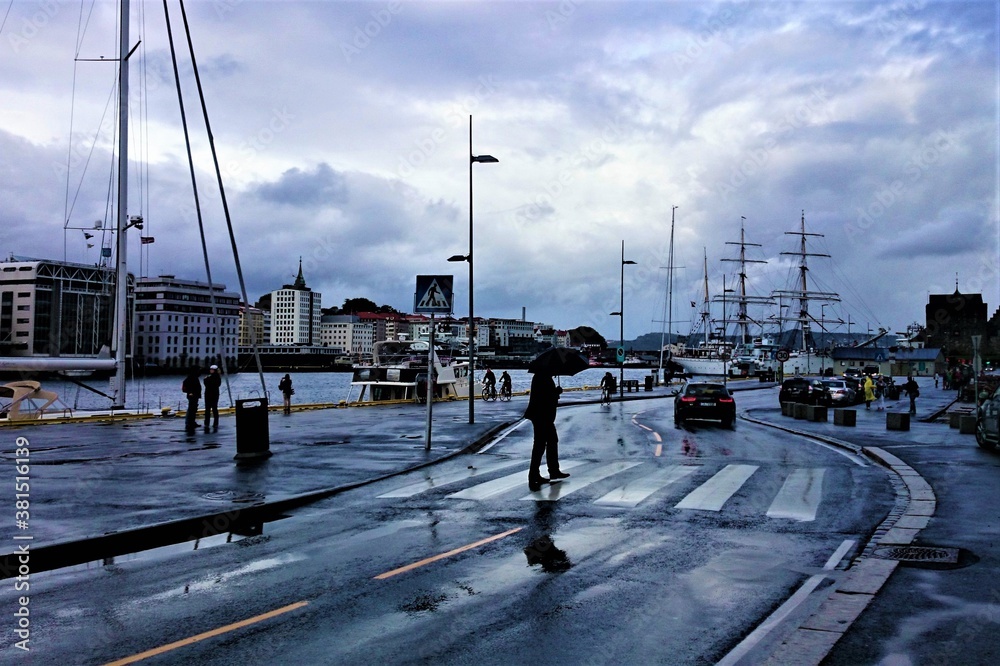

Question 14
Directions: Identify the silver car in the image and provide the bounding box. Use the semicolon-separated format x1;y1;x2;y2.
821;379;855;406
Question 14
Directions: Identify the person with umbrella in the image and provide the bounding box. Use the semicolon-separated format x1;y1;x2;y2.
523;348;587;491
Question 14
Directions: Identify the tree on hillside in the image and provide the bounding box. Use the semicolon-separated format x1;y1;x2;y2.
568;326;607;349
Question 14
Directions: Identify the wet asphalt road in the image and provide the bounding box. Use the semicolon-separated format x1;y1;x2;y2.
5;390;900;665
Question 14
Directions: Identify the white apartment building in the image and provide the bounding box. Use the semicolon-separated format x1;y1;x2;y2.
134;275;240;370
270;261;321;345
319;315;374;358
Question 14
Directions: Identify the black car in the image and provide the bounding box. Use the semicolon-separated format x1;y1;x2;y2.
779;377;830;405
674;382;736;428
841;375;865;404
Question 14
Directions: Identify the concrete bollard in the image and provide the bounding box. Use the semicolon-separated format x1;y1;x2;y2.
834;409;857;426
793;403;809;420
807;405;828;422
781;402;795;417
949;412;962;429
886;412;910;431
959;415;977;434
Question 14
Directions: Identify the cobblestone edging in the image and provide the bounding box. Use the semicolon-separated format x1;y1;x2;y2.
739;411;936;666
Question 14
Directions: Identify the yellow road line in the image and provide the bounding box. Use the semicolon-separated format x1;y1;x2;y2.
374;527;523;580
104;600;309;665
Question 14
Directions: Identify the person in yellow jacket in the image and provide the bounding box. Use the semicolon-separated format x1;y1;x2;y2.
863;374;876;410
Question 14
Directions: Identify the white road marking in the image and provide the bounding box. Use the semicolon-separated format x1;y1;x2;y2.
447;460;587;500
594;465;699;507
476;419;528;453
521;461;643;501
715;539;857;666
766;468;826;522
674;464;759;511
377;460;525;498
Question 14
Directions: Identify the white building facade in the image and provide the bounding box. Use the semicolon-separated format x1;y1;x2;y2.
270;261;321;345
133;275;240;370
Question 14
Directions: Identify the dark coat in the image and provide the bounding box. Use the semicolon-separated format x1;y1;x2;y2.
182;373;201;399
279;376;293;396
203;372;221;399
524;373;561;424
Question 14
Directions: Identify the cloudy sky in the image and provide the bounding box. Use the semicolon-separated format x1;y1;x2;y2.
2;0;997;342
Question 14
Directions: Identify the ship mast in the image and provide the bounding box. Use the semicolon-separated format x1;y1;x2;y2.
717;216;772;346
109;0;131;408
772;211;840;352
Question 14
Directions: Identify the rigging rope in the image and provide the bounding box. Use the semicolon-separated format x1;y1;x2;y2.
177;0;268;401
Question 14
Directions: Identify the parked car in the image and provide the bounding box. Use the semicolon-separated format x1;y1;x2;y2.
674;382;736;428
976;385;1000;450
779;377;830;406
821;378;855;406
841;376;865;404
844;367;863;381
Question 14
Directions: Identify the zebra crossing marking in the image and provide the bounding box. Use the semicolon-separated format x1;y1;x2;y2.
594;464;699;507
377;460;524;498
446;460;587;500
674;464;759;511
521;461;643;501
766;467;826;522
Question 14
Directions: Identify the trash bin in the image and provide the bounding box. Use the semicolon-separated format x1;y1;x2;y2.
644;375;654;392
234;397;272;462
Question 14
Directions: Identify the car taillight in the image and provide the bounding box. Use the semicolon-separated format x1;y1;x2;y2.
680;396;697;403
719;397;734;403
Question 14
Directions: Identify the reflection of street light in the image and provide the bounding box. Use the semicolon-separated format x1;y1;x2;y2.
450;115;498;425
615;241;637;398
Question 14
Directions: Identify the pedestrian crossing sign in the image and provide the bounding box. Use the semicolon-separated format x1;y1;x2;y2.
414;275;454;314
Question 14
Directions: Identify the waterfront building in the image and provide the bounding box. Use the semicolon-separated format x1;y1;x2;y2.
133;275;240;370
270;260;321;345
356;311;407;343
320;314;374;358
0;256;132;358
239;304;266;346
924;287;994;358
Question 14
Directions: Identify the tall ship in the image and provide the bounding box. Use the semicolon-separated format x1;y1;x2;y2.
669;219;778;377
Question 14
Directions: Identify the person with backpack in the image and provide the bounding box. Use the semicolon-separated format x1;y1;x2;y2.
181;368;202;433
279;374;294;415
203;365;221;431
904;375;920;415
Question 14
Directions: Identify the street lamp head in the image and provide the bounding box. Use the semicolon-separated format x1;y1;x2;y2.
610;311;622;317
448;254;469;262
622;259;637;266
472;154;499;164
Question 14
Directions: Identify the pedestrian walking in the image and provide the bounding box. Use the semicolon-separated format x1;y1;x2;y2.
875;375;886;411
904;375;920;415
203;364;221;431
181;367;202;433
279;373;294;415
934;372;939;389
863;375;875;410
523;371;569;491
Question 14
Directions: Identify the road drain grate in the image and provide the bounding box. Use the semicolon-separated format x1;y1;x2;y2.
874;545;960;563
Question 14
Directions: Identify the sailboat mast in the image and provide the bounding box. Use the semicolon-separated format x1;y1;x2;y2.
110;0;130;409
658;205;677;377
720;216;768;347
701;248;710;341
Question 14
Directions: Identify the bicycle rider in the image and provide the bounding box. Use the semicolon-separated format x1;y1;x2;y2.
600;371;616;400
483;366;497;397
499;370;512;397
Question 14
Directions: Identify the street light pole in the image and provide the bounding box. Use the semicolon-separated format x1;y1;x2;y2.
821;303;828;376
616;240;637;399
455;115;498;425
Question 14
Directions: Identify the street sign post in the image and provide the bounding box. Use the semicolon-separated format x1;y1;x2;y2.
414;275;454;450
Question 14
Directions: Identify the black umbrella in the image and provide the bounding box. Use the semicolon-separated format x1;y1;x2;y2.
527;347;590;376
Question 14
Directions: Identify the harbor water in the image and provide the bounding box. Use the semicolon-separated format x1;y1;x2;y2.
35;367;665;413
